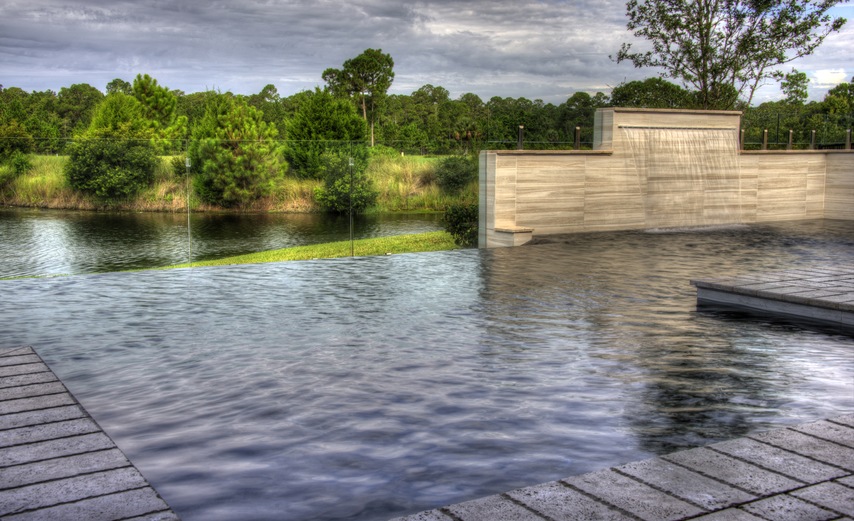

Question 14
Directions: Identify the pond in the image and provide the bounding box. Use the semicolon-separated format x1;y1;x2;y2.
1;219;852;521
0;207;443;278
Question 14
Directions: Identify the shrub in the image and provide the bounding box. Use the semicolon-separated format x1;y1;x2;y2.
9;151;32;176
171;155;187;177
436;156;477;193
443;202;479;247
314;149;377;213
65;138;157;200
0;120;35;161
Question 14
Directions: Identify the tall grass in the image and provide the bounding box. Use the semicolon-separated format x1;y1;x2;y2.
368;153;476;211
0;155;96;209
1;153;475;213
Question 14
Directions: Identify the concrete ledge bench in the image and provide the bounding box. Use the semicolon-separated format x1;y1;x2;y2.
0;346;179;521
493;227;535;247
691;268;854;330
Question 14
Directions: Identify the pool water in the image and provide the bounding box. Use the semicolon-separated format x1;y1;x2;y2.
1;219;852;520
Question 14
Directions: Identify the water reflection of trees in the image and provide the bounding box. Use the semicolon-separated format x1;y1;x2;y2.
477;226;845;458
1;209;442;277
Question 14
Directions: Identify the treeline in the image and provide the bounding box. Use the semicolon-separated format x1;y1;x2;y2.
1;50;853;210
3;75;853;157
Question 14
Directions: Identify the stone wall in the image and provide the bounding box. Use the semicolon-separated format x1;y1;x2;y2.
479;108;854;248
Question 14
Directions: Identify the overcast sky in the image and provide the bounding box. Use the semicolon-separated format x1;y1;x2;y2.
1;0;851;104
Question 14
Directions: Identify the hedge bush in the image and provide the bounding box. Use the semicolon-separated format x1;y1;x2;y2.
443;202;479;247
65;138;157;200
436;155;477;193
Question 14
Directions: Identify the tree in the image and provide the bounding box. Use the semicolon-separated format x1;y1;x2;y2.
189;94;285;207
56;83;104;136
85;93;149;138
0;120;34;160
106;78;132;95
131;74;187;152
615;0;847;109
610;78;693;108
781;69;809;105
283;88;367;179
323;48;394;146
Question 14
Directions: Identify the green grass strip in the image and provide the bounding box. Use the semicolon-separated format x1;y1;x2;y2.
162;231;459;269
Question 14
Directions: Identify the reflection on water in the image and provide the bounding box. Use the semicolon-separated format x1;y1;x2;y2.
0;219;852;521
0;208;442;277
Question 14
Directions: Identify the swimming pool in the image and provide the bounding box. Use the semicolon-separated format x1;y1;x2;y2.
1;219;852;520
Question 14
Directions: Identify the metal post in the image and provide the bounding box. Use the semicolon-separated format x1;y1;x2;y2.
185;154;192;267
574;126;581;150
517;125;525;150
787;130;793;151
810;130;817;150
348;156;354;257
740;129;745;150
846;129;852;150
762;129;768;151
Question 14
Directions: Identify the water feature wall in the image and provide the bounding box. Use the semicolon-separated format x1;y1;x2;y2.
479;108;854;248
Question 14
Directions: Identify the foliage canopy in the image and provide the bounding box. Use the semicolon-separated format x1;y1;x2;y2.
616;0;847;109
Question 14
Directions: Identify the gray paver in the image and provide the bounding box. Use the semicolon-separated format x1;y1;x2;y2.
616;456;755;511
741;494;838;521
0;346;179;520
0;432;115;467
0;405;86;430
0;347;35;357
389;510;451;521
0;448;131;490
0;372;59;390
0;393;76;415
0;355;42;367
749;428;854;472
831;415;854;428
792;420;854;449
507;480;631;520
2;487;173;521
444;494;545;521
710;437;848;482
0;418;103;449
687;508;767;520
836;475;854;487
790;482;854;516
563;468;705;521
0;467;149;516
0;381;68;401
663;447;802;495
0;363;50;378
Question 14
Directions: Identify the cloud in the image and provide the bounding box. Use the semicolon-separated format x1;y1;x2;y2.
0;0;849;104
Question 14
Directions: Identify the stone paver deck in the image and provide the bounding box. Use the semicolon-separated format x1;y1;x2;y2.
391;414;854;521
0;346;179;520
691;268;854;330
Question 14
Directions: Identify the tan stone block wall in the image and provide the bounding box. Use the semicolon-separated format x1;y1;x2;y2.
826;153;854;220
480;109;854;248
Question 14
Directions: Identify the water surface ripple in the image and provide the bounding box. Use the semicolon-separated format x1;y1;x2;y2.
1;219;852;521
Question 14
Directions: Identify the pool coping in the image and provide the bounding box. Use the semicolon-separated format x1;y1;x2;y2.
391;413;854;520
691;268;854;329
0;345;180;520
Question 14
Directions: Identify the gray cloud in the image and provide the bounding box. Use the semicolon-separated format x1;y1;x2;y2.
1;0;849;103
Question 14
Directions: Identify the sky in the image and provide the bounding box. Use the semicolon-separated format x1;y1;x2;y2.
1;0;852;105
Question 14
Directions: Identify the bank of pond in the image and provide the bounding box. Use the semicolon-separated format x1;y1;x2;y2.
0;153;476;214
